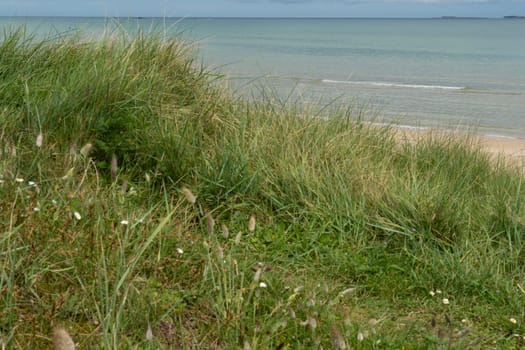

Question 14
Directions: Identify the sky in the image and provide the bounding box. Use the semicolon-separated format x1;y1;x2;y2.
1;0;524;18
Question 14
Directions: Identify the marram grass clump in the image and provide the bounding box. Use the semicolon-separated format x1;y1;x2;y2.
1;28;525;348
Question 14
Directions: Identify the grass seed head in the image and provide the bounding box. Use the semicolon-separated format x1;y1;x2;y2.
357;331;365;342
308;315;318;330
248;214;256;232
221;223;229;238
69;142;77;155
341;287;355;297
330;324;347;349
52;327;75;350
146;323;153;341
36;132;43;148
111;154;118;182
234;231;242;244
80;142;92;157
182;186;196;204
253;268;262;282
206;211;215;235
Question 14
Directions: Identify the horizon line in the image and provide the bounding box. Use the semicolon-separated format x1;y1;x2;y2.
1;15;522;20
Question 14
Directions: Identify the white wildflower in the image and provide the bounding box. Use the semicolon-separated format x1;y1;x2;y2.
259;282;268;288
73;211;82;220
510;318;518;324
15;178;24;183
33;207;40;212
429;290;436;296
28;181;36;186
435;289;442;294
442;298;450;305
120;220;129;226
176;248;184;255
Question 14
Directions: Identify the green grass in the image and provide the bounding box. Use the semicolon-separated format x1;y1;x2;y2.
1;28;525;349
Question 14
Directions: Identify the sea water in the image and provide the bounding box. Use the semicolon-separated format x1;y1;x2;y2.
1;17;524;137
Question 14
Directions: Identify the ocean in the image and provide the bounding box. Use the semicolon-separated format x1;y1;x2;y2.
1;17;524;137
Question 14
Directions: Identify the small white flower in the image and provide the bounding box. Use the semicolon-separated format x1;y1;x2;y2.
435;289;442;294
176;248;184;255
259;282;268;288
28;181;36;186
461;319;468;324
120;220;129;226
73;211;82;220
51;199;58;205
15;178;24;183
442;298;450;305
510;318;518;324
429;290;436;296
33;207;40;212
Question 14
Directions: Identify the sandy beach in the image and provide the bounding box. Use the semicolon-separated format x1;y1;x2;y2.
392;127;525;162
479;136;525;160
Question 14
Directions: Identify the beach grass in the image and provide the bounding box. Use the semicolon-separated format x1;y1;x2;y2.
1;28;525;349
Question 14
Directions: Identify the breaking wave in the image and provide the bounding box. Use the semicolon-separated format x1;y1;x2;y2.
322;79;466;91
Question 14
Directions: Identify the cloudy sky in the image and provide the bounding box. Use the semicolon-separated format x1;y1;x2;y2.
1;0;524;18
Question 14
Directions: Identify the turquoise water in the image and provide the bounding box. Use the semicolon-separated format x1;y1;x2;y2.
1;17;525;136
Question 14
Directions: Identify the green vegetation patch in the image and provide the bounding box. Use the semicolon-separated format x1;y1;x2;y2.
1;28;524;348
